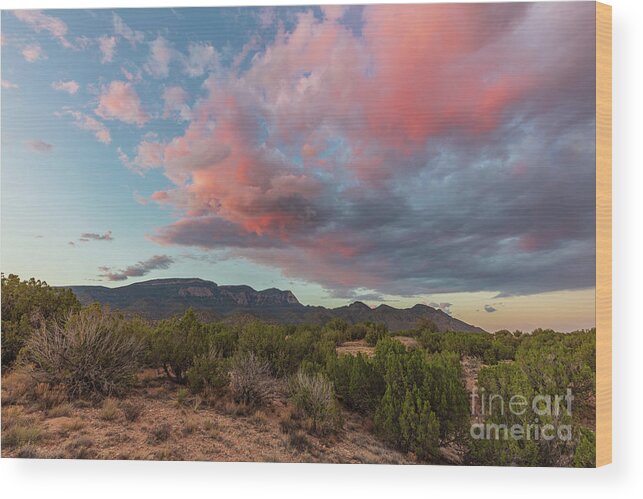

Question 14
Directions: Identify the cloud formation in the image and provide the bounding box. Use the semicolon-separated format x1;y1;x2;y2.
51;80;79;94
113;13;144;46
27;139;53;153
22;43;45;62
119;4;595;299
484;305;498;313
1;80;18;89
79;230;113;242
14;10;72;48
59;110;111;144
96;81;148;126
98;36;117;63
98;254;174;281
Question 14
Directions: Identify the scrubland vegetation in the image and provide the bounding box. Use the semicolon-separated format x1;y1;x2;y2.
1;273;595;466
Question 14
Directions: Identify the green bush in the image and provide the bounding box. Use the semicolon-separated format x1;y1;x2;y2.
326;353;384;414
372;339;468;461
289;370;342;435
149;309;209;384
574;428;596;467
364;323;388;346
1;273;80;367
237;322;316;377
186;348;229;395
24;306;143;398
466;330;596;467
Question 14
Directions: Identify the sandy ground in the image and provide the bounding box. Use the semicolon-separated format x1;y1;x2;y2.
1;368;414;464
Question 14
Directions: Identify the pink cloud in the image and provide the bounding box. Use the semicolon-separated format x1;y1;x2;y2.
144;36;175;78
22;43;45;62
141;3;595;297
112;13;144;46
96;81;148;127
60;110;111;144
99;35;117;63
1;80;18;89
118;141;164;173
14;10;72;48
51;80;79;95
162;86;191;121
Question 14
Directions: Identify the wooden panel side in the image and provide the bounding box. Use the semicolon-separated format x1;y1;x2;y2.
595;1;612;468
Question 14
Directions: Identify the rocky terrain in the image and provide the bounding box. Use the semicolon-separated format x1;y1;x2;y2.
67;278;485;333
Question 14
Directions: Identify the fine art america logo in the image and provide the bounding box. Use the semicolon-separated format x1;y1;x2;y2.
470;388;574;442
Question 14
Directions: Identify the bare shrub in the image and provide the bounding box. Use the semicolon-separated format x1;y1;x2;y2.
34;382;67;411
24;307;143;398
65;436;95;459
148;423;172;444
121;401;143;422
229;352;281;408
288;370;342;435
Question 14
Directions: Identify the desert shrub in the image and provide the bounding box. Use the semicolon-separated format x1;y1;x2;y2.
326;353;384;414
46;402;73;418
287;430;313;452
23;306;143;398
186;347;230;395
149;309;209;384
149;423;171;444
99;398;120;421
364;323;389;346
1;273;80;368
466;329;596;468
65;436;96;459
236;322;314;377
207;326;239;358
1;367;38;405
33;382;67;411
182;416;200;435
288;370;342;435
372;340;468;460
574;428;596;467
229;352;281;408
3;424;43;450
176;387;190;406
120;401;143;422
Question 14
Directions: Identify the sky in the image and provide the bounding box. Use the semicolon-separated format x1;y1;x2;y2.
1;4;596;332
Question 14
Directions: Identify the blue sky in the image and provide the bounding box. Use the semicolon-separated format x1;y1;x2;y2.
1;5;597;331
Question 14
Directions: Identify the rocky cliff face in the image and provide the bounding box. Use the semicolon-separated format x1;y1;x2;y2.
67;278;485;333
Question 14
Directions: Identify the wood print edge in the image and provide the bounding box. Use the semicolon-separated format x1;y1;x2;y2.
595;0;612;468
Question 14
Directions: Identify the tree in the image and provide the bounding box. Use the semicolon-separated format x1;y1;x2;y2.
1;273;80;367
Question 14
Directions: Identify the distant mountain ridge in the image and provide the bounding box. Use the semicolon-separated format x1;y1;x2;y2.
67;278;486;333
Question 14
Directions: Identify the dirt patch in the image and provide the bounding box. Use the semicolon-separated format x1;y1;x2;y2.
1;369;413;464
336;340;375;357
392;336;419;348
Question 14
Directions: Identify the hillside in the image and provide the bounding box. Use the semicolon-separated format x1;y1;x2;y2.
67;278;485;333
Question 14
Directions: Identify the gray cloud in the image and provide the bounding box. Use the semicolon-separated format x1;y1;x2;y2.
99;255;174;281
484;305;497;313
148;3;596;300
27;139;53;153
79;230;113;242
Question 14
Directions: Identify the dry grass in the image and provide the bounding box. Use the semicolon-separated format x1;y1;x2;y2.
2;368;413;464
1;368;37;405
47;402;73;418
99;398;120;421
336;340;375;357
121;401;143;422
